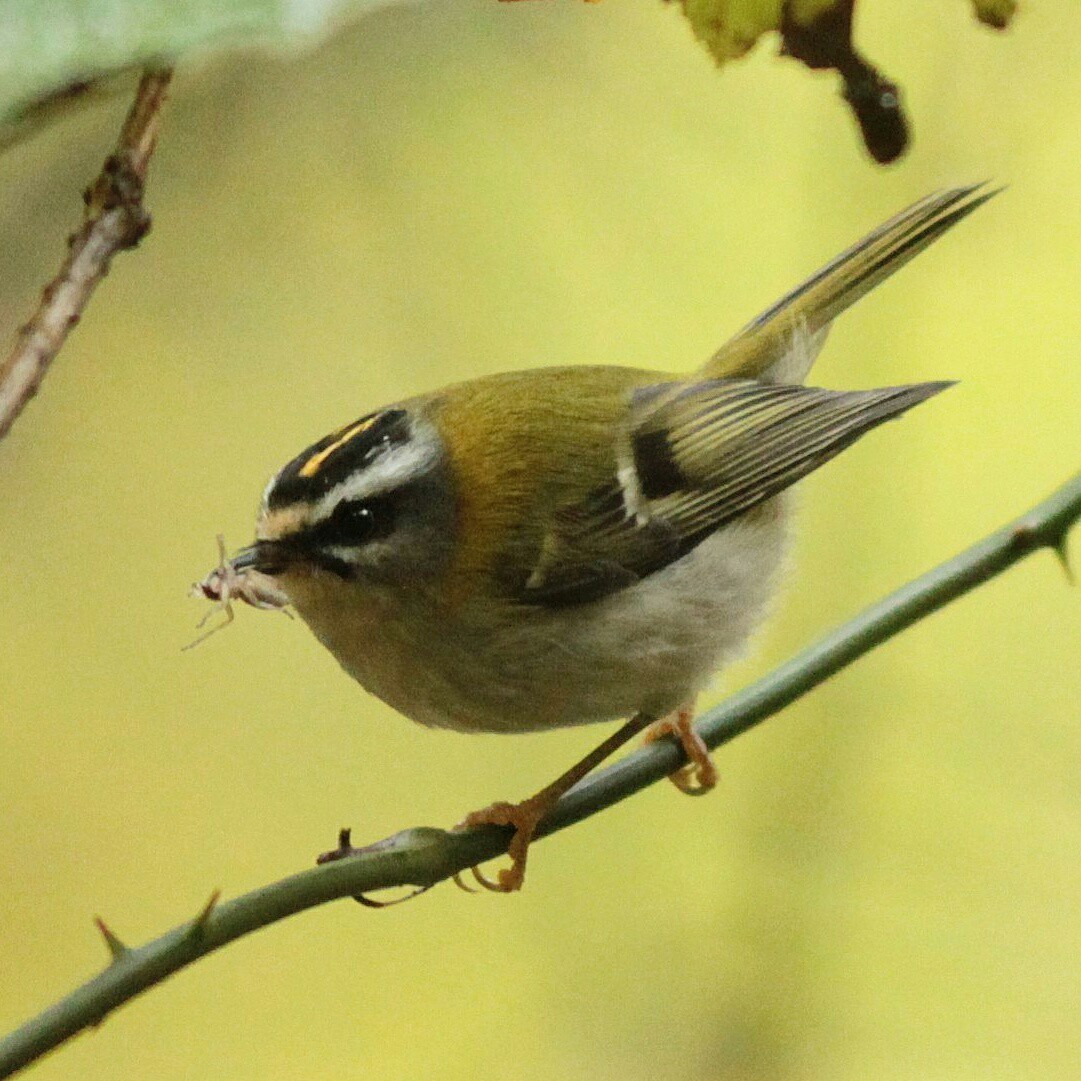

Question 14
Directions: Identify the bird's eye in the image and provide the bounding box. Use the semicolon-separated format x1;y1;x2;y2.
311;496;396;548
328;500;377;541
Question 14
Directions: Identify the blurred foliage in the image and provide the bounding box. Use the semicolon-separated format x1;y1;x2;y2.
0;0;1018;162
676;0;1014;63
972;0;1018;29
0;2;1079;1081
0;0;398;144
672;0;1016;161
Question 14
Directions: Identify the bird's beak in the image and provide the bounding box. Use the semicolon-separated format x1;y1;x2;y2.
230;539;292;576
234;535;357;582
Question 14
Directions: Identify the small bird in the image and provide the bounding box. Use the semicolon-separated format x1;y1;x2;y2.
195;186;992;892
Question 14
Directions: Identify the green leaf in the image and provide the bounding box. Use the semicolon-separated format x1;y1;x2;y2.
0;0;408;146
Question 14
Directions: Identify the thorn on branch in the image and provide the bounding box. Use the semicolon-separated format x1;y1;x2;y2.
316;827;358;865
315;827;435;907
93;916;129;962
184;890;222;944
1052;537;1074;585
1008;520;1074;582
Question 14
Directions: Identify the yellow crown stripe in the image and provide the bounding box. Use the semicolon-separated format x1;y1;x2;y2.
298;416;379;478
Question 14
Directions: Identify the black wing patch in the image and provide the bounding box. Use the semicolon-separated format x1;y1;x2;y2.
520;378;950;607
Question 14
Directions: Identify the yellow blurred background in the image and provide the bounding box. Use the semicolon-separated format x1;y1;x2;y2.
2;1;1080;1078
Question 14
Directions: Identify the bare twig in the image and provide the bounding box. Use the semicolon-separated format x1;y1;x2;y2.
0;470;1078;1079
0;68;173;443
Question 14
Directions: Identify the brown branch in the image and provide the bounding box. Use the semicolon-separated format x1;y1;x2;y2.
0;68;173;443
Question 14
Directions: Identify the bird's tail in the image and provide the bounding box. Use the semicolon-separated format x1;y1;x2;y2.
701;183;998;385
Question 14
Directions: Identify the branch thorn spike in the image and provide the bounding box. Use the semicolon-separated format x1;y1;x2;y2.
1052;536;1074;585
93;916;129;962
186;889;222;940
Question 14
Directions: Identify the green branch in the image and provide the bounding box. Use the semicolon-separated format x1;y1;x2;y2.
2;471;1078;1080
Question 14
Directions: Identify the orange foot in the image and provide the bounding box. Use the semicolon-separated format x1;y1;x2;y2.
453;793;551;893
644;706;718;796
452;712;663;894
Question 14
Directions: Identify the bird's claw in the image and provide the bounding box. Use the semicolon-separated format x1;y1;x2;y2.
644;707;719;796
453;796;548;893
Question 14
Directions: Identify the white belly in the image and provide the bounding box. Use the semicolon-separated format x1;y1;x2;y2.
285;503;788;734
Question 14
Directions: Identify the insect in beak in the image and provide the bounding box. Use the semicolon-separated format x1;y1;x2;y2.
185;535;292;651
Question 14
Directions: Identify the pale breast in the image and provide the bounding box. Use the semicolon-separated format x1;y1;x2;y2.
282;498;789;734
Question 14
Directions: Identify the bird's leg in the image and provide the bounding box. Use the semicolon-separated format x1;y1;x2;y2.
455;712;656;893
643;702;718;796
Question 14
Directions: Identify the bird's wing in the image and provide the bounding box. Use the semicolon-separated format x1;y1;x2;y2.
520;378;950;607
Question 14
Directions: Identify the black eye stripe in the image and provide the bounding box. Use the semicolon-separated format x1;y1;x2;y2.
304;495;397;548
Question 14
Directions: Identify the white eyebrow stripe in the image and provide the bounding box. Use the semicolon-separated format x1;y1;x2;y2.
310;436;438;522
